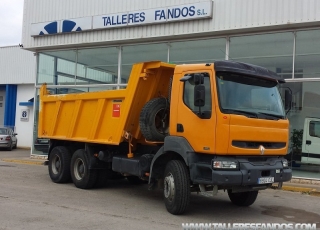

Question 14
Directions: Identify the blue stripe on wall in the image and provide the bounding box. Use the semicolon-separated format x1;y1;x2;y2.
4;85;17;127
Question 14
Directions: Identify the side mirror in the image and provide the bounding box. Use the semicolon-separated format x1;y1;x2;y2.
284;89;292;110
194;74;204;85
194;85;205;107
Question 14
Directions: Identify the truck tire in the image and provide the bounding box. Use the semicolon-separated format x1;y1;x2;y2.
227;190;258;206
71;149;98;189
48;146;71;183
139;98;169;141
163;160;190;215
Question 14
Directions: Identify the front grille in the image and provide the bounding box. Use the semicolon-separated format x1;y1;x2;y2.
232;141;286;149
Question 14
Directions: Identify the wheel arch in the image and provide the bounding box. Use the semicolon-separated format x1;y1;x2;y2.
149;136;194;182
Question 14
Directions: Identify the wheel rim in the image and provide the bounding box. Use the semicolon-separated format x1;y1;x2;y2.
154;108;169;135
74;158;85;180
51;154;61;175
164;173;175;201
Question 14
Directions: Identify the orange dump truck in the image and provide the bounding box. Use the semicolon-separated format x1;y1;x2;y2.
39;61;292;214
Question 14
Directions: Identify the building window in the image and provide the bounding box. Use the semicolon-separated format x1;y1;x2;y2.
121;43;168;84
169;38;226;64
76;47;118;88
37;53;56;85
295;30;320;79
229;33;294;79
37;47;119;93
282;81;320;178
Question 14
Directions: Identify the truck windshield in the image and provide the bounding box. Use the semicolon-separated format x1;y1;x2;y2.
216;72;285;119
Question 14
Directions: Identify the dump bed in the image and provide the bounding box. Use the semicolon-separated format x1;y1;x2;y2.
38;61;175;145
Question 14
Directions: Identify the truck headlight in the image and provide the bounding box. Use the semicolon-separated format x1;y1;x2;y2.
213;161;238;170
282;159;289;168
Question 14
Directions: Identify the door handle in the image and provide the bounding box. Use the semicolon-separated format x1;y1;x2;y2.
176;123;184;132
306;140;311;145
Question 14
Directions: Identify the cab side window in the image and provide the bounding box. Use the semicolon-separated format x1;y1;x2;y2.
309;121;320;138
183;73;212;118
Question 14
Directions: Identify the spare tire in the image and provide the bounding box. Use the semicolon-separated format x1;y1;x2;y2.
139;98;170;141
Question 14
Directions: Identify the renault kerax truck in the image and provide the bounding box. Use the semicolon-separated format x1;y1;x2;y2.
38;61;292;214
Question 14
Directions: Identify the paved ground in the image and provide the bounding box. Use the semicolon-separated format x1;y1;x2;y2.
0;149;320;230
2;149;320;193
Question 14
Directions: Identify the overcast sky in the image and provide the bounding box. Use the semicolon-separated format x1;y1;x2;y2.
0;0;24;47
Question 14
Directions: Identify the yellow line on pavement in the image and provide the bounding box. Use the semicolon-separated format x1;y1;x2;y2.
1;158;45;165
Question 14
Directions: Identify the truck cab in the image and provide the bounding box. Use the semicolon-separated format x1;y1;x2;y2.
302;117;320;164
171;62;288;156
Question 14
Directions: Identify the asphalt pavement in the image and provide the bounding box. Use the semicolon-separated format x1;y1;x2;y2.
1;148;320;197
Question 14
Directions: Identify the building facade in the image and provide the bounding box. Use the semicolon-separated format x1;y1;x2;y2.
22;0;320;179
0;46;36;149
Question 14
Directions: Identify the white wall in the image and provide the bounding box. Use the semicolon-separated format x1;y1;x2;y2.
14;84;35;148
0;46;36;84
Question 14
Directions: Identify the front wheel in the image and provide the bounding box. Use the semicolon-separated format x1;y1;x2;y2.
228;190;258;206
71;149;98;189
163;160;190;215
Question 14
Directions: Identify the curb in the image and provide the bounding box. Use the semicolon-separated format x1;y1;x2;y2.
309;191;320;197
1;158;46;166
290;178;320;186
281;185;314;193
273;185;320;197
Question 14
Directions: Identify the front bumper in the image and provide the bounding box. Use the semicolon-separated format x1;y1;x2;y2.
189;154;292;186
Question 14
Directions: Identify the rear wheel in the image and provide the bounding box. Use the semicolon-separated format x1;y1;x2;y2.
163;160;190;215
71;149;98;189
227;190;258;206
48;146;71;183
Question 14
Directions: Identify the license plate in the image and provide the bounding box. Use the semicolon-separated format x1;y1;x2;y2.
258;177;274;184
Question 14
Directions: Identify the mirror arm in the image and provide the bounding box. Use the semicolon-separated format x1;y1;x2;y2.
279;86;292;116
283;86;292;116
197;101;202;117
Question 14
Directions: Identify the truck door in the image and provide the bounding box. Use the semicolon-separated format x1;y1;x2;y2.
175;71;216;153
302;117;320;164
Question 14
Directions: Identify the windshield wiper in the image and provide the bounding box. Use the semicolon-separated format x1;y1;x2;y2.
223;109;258;118
258;112;284;120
